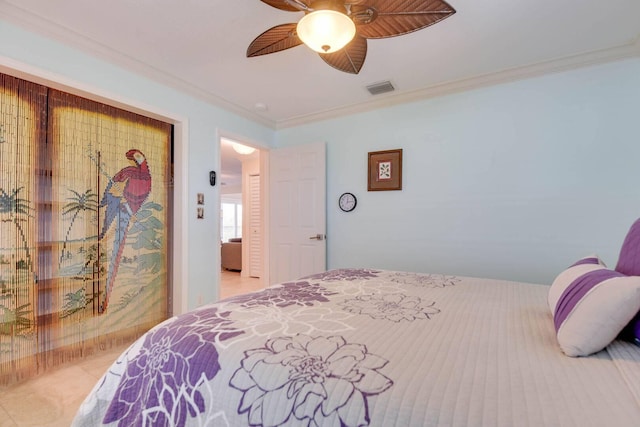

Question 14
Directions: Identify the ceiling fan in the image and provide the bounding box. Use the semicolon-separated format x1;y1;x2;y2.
247;0;456;74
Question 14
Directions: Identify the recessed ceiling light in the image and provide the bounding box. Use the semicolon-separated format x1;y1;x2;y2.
232;142;256;155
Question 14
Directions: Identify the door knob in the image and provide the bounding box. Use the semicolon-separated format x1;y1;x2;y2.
309;234;325;241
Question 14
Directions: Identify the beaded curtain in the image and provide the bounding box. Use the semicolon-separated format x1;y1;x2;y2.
0;75;172;385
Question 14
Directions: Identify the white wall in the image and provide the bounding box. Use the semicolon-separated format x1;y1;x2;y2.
0;20;275;312
276;58;640;285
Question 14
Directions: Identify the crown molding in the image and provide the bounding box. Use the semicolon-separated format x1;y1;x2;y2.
275;40;640;129
2;3;638;132
0;3;276;129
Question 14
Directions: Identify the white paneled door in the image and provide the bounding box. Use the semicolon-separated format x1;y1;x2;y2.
269;142;326;284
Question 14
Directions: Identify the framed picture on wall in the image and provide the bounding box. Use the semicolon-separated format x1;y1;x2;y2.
368;149;403;191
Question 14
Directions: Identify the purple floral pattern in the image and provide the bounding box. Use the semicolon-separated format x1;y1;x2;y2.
224;281;338;308
229;334;393;427
303;268;381;282
102;307;243;426
72;269;470;426
225;305;355;342
390;272;461;288
341;293;441;322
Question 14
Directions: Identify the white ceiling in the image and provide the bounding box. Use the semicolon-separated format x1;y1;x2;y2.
1;0;639;130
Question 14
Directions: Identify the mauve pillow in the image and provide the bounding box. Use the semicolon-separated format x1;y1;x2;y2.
619;312;640;346
549;260;640;357
616;218;640;275
615;219;640;345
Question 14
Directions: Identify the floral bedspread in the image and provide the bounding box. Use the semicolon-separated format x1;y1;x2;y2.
72;268;460;427
72;268;640;426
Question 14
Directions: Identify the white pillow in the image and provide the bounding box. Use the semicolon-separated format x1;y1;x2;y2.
548;255;605;313
549;257;640;357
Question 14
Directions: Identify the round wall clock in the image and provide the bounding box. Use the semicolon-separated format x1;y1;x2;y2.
339;192;357;212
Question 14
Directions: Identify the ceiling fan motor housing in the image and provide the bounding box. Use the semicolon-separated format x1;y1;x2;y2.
307;0;349;14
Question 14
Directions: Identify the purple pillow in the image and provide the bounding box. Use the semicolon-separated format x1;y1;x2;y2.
615;218;640;345
619;312;640;346
616;218;640;275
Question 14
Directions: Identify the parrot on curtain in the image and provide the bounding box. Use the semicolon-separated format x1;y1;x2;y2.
98;149;151;313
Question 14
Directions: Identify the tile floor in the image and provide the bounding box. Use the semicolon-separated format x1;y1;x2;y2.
0;271;263;426
219;269;264;300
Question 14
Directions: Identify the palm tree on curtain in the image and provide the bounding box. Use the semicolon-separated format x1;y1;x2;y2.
60;287;91;318
0;302;33;359
59;188;98;267
0;303;32;335
0;187;34;358
0;187;33;269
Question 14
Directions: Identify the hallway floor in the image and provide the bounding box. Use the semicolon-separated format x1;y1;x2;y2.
219;269;263;299
0;271;263;426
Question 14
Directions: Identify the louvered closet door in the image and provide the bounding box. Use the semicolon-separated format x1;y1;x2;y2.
248;174;261;278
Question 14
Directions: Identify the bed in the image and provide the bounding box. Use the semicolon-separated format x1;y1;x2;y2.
72;267;640;427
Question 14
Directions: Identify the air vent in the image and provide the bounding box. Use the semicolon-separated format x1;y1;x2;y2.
366;80;395;95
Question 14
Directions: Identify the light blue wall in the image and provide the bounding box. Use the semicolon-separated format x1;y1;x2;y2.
276;58;640;285
4;19;639;292
0;20;275;310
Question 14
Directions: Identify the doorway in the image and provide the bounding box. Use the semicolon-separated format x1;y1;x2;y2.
219;137;264;297
218;137;327;299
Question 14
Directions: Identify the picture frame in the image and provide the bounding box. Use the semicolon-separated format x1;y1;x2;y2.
368;149;403;191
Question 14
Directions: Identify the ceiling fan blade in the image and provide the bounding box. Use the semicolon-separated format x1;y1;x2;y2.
353;0;456;39
319;35;367;74
260;0;310;12
247;23;303;57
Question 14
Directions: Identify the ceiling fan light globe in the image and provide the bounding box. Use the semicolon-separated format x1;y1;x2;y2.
297;10;356;53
